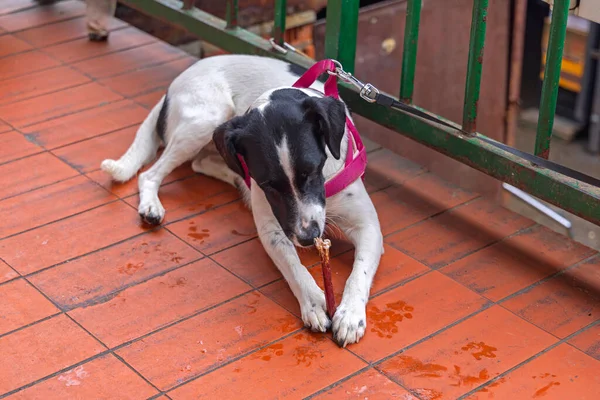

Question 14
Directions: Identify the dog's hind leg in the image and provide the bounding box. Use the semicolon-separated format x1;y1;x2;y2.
137;119;224;225
101;96;165;182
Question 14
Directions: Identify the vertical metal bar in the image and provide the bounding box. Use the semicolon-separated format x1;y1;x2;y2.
273;0;287;45
462;0;489;133
226;0;239;29
400;0;422;103
535;0;570;159
182;0;194;10
324;0;360;73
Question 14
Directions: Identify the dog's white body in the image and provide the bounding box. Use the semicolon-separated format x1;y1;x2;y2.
101;55;383;346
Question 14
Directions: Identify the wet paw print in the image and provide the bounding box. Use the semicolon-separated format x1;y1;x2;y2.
368;300;414;338
292;344;323;367
118;262;144;275
188;224;210;243
532;373;561;398
461;341;498;360
253;343;284;362
449;365;490;387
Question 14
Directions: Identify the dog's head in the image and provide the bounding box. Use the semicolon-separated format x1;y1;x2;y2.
213;88;347;247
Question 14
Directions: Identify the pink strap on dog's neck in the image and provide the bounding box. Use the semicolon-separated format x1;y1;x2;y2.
238;59;367;198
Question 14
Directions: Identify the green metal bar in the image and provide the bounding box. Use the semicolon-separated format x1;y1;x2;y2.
118;0;600;226
462;0;489;133
324;0;360;73
273;0;287;45
535;0;570;159
225;0;238;29
399;0;422;103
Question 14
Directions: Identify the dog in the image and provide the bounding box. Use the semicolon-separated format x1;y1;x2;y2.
101;54;383;346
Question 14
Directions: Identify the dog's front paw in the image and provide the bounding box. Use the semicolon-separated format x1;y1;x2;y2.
138;199;165;225
332;301;367;347
300;290;331;333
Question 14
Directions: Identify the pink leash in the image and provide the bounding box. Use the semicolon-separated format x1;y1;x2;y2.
239;59;367;198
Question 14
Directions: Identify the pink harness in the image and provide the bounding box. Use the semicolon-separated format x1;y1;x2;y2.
238;59;367;198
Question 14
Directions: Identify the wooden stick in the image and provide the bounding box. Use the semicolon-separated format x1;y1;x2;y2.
314;237;336;318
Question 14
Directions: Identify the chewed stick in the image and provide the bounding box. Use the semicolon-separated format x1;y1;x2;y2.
314;237;336;318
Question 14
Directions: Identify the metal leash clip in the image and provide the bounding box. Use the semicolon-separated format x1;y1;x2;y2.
327;60;379;103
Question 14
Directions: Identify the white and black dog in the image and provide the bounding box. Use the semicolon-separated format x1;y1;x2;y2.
101;54;383;346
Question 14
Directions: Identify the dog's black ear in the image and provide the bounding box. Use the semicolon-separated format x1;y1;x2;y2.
303;96;347;159
213;117;247;177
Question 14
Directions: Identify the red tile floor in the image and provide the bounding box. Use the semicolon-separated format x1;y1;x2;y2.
1;1;599;399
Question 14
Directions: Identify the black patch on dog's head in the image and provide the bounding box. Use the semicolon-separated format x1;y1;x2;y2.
213;88;346;246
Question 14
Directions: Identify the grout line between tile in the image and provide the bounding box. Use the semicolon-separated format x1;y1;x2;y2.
0;311;62;341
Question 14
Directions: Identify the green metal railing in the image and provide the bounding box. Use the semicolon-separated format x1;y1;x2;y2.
120;0;600;226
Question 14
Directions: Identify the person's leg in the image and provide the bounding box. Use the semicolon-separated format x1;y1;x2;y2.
86;0;117;41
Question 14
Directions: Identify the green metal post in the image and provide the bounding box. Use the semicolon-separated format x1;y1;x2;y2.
225;0;238;29
400;0;422;104
273;0;287;45
462;0;488;133
535;0;570;159
324;0;360;73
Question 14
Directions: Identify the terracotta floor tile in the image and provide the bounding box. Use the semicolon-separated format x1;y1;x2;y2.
311;369;417;399
168;331;366;400
467;343;600;399
86;162;195;198
0;34;32;57
0;202;144;275
168;201;257;255
442;225;596;302
118;292;302;390
0;66;89;106
372;173;477;236
0;131;42;164
100;57;197;97
569;324;600;360
261;244;428;317
0;82;123;128
0;279;59;335
133;88;166;109
0;50;61;81
0;314;104;394
215;236;353;289
0;0;84;32
379;306;557;399
69;258;251;347
349;272;488;362
502;256;600;338
364;148;426;192
73;41;187;79
0;152;77;200
15;16;126;47
30;229;201;310
387;198;535;268
0;0;36;16
43;26;156;63
6;354;158;400
124;174;239;224
0;176;116;239
22;99;147;149
0;260;18;284
53;126;137;173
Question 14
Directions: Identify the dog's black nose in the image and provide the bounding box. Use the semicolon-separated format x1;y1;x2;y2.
297;221;321;247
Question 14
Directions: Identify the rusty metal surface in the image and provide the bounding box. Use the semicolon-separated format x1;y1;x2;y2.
314;0;510;195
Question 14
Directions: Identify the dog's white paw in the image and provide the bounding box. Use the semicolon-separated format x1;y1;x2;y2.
101;159;132;182
332;300;367;347
138;198;165;226
300;289;331;333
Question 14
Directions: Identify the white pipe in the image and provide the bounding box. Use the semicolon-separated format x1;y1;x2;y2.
502;183;572;229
